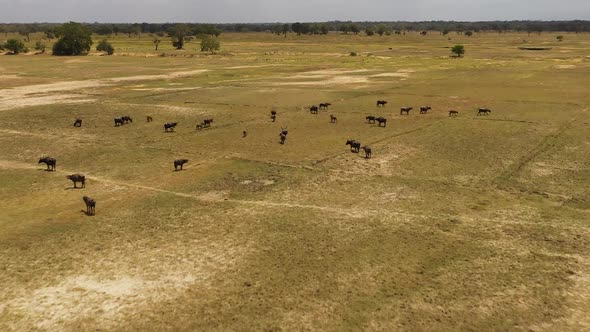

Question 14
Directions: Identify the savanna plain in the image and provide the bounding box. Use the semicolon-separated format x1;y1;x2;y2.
0;31;589;331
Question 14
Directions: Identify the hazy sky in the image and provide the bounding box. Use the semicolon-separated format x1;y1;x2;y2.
1;0;589;23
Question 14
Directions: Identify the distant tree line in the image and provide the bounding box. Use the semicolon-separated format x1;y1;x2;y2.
0;21;589;40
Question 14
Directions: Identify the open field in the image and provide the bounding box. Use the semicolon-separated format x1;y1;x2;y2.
1;32;589;330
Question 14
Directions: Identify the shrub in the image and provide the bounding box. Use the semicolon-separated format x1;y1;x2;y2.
557;35;564;42
96;39;114;55
34;41;46;53
350;51;358;56
451;44;465;57
200;35;220;52
3;39;27;54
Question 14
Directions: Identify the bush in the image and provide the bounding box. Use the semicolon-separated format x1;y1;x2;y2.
52;22;93;55
465;31;473;37
96;39;114;55
3;39;27;54
35;41;46;53
200;35;220;52
557;35;564;42
350;51;358;56
365;27;375;36
451;44;465;57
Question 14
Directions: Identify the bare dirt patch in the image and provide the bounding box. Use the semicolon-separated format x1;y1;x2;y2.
277;75;370;86
0;69;209;111
555;65;576;69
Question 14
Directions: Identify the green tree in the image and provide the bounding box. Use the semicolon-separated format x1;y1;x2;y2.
340;24;350;34
451;44;465;57
376;24;387;36
3;39;28;54
365;26;375;36
52;22;93;55
168;24;192;49
281;24;290;38
350;24;360;35
200;35;220;53
465;31;473;37
96;39;114;55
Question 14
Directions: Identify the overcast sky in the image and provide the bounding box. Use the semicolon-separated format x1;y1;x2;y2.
1;0;589;23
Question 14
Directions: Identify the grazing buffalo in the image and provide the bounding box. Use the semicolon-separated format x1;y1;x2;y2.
362;146;372;159
164;122;178;132
38;157;56;171
346;139;361;153
449;110;459;117
73;119;82;127
376;117;387;127
330;114;337;123
309;106;319;114
147;116;153;122
280;127;288;136
366;115;376;124
243;130;248;138
67;174;86;189
83;196;96;216
477;108;492;116
114;117;124;126
420;106;432;114
400;107;413;115
271;110;277;116
203;119;214;127
377;100;388;107
174;159;189;171
270;114;276;122
319;103;332;110
122;116;133;124
279;133;287;145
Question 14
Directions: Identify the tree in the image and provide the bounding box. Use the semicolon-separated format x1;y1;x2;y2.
153;38;161;50
200;35;220;53
52;22;93;55
281;24;290;38
96;39;114;55
365;26;375;36
3;39;27;54
34;41;46;53
465;31;473;37
95;25;113;36
376;24;387;36
451;45;465;57
168;24;192;49
350;24;360;35
340;24;350;34
442;29;450;36
291;22;303;35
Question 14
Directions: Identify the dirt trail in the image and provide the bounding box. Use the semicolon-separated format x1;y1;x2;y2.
0;69;209;111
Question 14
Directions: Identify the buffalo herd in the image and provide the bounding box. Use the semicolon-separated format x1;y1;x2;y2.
40;101;491;215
